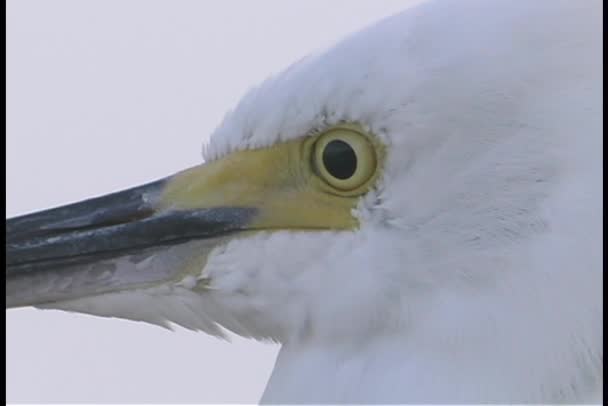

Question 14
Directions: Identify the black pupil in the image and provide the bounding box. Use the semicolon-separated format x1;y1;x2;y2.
322;140;357;180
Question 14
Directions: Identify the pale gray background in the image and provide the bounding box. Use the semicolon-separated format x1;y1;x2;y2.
7;0;422;403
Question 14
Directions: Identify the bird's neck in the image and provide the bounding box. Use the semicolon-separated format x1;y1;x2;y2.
260;332;600;404
260;334;495;404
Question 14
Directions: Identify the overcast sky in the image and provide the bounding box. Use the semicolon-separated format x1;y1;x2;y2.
7;1;422;403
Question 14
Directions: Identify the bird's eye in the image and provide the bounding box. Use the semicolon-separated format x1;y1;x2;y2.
313;127;377;192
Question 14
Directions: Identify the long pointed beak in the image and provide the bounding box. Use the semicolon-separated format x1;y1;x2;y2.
6;177;256;308
6;133;366;309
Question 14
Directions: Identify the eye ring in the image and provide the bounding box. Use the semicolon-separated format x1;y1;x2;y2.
313;127;377;192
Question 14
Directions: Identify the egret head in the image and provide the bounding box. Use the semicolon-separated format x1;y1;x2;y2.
6;3;601;390
7;6;415;343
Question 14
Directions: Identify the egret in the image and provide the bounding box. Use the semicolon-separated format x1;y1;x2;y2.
6;0;602;403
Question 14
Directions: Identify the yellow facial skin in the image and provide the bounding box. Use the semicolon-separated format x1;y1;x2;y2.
159;124;385;231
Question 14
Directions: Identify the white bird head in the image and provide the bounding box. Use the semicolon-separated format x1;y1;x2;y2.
6;0;602;403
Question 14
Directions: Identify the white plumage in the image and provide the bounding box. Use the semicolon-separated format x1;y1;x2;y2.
14;0;603;403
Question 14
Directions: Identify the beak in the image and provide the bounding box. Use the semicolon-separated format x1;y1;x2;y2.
6;135;362;309
6;177;256;308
